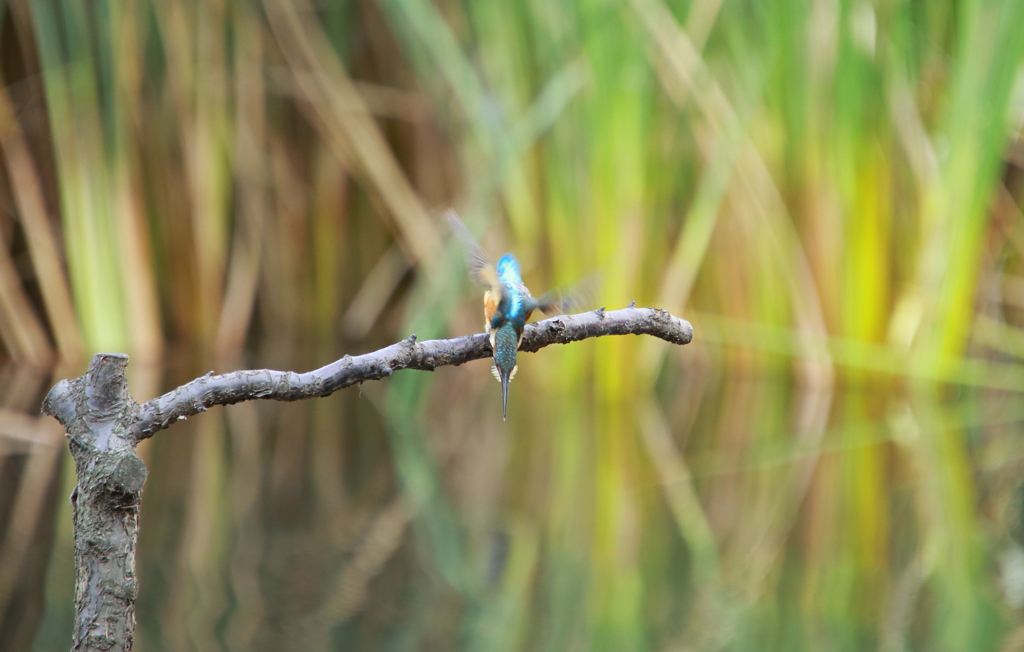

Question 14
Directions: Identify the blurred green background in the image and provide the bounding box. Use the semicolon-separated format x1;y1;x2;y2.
3;0;1024;649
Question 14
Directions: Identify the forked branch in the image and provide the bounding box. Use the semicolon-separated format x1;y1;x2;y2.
40;303;691;652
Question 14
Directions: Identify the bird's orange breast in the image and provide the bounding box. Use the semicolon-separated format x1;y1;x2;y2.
483;290;499;331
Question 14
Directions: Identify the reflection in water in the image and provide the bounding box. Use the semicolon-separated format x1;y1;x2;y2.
0;363;67;651
8;359;1024;651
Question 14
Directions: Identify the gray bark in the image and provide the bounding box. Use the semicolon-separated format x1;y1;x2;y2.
42;353;145;652
41;305;692;651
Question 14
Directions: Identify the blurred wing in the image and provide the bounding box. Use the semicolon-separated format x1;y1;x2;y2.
532;273;601;316
447;209;500;293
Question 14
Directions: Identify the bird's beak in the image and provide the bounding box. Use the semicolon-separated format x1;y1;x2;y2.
500;371;510;421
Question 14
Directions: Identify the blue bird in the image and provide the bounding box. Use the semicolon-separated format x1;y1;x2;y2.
448;211;579;420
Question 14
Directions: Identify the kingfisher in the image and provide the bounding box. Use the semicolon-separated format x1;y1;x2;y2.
448;211;576;420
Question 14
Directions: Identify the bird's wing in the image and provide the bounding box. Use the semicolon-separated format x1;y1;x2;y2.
447;210;501;300
529;274;601;316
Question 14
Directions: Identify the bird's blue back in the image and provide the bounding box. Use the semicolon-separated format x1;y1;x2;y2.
496;254;527;326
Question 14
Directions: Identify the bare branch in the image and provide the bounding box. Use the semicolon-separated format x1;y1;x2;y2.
133;305;692;440
39;305;691;651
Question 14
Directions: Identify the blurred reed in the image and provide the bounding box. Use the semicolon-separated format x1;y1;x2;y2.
0;0;1024;650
